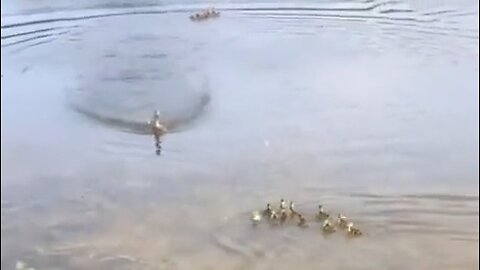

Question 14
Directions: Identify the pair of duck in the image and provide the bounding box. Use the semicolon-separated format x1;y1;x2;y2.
252;199;307;227
190;8;220;21
317;205;362;236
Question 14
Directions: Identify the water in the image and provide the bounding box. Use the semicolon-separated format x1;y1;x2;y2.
1;0;479;269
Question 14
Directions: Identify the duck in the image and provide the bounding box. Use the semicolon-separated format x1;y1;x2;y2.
262;203;273;218
251;211;262;225
279;198;287;210
288;201;299;218
297;214;308;228
269;210;279;220
149;110;167;137
279;209;288;224
322;219;336;234
346;222;363;236
316;205;330;220
336;213;349;229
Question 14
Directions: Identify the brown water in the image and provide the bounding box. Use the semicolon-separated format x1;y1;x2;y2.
1;1;479;269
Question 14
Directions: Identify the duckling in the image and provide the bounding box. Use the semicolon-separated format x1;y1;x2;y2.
297;214;308;228
322;219;336;234
279;198;287;210
268;210;279;226
346;222;363;237
269;210;278;220
211;9;220;17
251;211;262;225
316;205;330;220
262;203;273;218
336;213;349;229
279;209;288;224
288;201;299;219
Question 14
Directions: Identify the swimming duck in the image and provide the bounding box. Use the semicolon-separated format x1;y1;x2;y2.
269;210;278;220
316;205;330;220
336;213;349;229
346;222;362;236
322;219;336;234
279;209;288;224
251;211;262;225
262;203;273;218
279;198;287;210
288;201;299;218
149;110;167;137
297;214;308;228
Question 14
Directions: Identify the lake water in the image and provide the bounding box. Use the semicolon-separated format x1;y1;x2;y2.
1;0;479;269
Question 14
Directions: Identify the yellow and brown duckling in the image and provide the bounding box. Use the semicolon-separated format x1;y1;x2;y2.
336;213;349;229
262;203;273;218
279;198;287;210
288;201;299;219
279;209;288;224
297;214;308;228
346;222;363;237
316;204;330;220
322;219;336;234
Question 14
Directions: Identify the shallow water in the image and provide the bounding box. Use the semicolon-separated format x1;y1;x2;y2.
1;0;479;269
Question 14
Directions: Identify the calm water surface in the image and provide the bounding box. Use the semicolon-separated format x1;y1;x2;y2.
1;0;479;269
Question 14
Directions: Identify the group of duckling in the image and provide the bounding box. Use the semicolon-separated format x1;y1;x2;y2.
251;199;363;237
190;8;220;21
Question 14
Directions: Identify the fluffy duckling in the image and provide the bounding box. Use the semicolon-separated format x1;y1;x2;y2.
322;219;336;234
336;213;349;229
279;209;288;224
297;214;308;228
262;203;273;218
316;205;330;220
251;211;262;225
270;210;279;220
279;198;287;210
346;222;363;237
288;201;299;219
